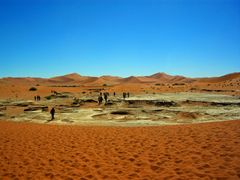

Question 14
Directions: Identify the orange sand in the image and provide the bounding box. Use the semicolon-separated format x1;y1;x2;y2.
0;120;240;179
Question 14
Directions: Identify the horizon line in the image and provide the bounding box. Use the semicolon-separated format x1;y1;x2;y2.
0;71;239;79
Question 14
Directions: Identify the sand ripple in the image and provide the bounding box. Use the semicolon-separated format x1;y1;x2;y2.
0;120;240;179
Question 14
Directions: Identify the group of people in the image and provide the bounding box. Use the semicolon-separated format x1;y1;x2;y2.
34;95;41;101
123;92;130;99
97;91;131;105
47;91;131;120
98;92;110;105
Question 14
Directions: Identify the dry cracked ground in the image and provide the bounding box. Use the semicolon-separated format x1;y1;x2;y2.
0;92;240;126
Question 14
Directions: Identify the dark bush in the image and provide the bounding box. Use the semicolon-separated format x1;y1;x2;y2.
29;87;37;91
45;95;52;100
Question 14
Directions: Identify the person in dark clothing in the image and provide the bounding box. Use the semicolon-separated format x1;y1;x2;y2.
103;92;108;103
50;107;55;120
113;92;116;97
98;95;103;105
34;96;37;101
127;92;130;98
123;92;126;99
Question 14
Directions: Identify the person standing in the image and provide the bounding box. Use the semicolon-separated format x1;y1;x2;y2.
123;92;126;99
104;92;108;103
98;95;103;105
50;107;55;120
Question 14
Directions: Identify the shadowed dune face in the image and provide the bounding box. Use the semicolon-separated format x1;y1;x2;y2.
0;120;240;179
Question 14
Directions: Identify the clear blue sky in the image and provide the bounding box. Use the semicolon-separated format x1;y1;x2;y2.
0;0;239;78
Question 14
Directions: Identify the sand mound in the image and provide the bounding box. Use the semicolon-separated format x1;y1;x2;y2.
0;120;240;179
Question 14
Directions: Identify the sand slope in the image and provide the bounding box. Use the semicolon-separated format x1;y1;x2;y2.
0;120;240;179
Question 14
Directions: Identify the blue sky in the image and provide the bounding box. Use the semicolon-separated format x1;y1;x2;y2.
0;0;239;78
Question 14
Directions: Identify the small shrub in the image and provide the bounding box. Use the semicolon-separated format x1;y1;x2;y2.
103;84;107;87
29;87;37;91
44;95;53;100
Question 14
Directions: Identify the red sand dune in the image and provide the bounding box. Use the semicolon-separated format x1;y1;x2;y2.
0;120;240;179
50;73;92;84
196;72;240;83
119;76;143;84
149;72;173;80
1;72;240;86
86;76;122;86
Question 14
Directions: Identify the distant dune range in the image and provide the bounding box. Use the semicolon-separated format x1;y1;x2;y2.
1;72;240;85
0;72;240;100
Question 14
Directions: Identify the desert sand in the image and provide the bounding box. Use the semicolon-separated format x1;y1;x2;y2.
0;120;240;179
